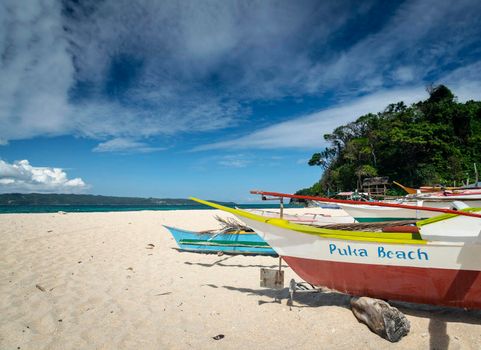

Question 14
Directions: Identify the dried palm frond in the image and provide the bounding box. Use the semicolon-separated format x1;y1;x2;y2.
197;216;254;235
214;215;254;233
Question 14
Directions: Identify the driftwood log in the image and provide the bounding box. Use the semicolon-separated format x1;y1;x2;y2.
351;297;410;342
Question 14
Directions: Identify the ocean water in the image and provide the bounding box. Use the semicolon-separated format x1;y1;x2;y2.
0;203;304;214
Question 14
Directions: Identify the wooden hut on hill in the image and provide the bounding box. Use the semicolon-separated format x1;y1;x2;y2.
362;177;389;196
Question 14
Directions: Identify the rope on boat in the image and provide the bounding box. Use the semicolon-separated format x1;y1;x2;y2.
318;220;418;232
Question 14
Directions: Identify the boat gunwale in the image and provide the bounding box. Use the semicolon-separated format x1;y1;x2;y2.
189;198;428;245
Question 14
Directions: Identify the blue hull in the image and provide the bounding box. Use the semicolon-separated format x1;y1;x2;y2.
163;225;277;255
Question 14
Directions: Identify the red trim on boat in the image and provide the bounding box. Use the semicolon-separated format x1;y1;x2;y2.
250;190;481;219
382;225;419;234
282;256;481;309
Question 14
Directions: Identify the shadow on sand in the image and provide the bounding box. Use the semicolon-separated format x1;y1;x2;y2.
183;255;287;269
391;299;481;324
207;283;481;349
172;248;278;258
204;284;351;309
390;300;481;350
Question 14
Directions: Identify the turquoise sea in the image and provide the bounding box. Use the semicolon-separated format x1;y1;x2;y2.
0;203;304;214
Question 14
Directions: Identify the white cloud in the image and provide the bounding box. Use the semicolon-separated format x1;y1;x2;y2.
440;61;481;102
305;0;481;94
0;0;250;145
93;138;166;153
217;155;251;168
0;0;380;146
0;0;74;141
393;67;415;83
73;97;242;140
195;87;428;150
0;159;88;193
191;152;287;171
1;0;480;150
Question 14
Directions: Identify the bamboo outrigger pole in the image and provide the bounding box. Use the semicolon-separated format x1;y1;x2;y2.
250;190;481;219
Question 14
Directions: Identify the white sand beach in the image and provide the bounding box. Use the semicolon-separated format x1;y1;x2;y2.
1;209;481;349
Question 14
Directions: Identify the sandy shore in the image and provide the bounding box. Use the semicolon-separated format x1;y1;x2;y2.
1;209;480;349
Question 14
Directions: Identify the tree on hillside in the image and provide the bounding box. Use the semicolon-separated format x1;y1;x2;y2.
300;85;481;196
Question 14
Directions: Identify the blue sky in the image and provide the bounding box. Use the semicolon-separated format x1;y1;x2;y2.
1;0;481;202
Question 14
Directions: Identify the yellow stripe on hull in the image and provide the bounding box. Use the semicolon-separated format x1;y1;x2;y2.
416;207;481;227
189;197;427;245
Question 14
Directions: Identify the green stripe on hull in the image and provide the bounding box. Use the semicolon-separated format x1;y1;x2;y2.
179;239;271;248
355;217;416;223
178;248;277;256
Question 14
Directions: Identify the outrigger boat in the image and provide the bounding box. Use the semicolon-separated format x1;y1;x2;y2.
394;181;481;207
393;181;461;194
190;193;481;309
406;190;481;208
163;225;276;256
333;201;469;222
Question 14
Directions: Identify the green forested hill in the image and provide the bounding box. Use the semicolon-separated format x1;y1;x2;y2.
0;193;194;205
299;85;481;196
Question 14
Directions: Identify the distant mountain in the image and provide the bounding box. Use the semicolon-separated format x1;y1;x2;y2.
0;193;202;206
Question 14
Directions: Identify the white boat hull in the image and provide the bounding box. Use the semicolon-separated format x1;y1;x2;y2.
236;216;481;308
335;203;440;221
